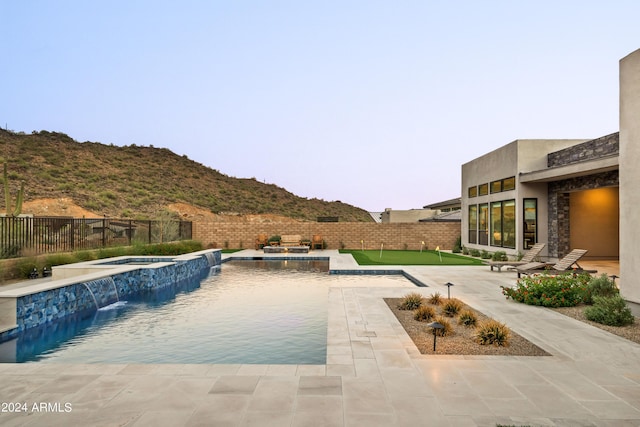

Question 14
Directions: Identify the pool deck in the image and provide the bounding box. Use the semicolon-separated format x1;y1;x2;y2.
0;250;639;426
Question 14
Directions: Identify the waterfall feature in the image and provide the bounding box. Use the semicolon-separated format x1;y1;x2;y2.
204;252;216;267
82;277;119;309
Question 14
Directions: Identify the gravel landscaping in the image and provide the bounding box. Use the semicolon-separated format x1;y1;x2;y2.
385;298;551;356
386;297;639;356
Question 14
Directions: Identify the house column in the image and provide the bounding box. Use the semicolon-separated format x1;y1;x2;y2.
620;48;640;304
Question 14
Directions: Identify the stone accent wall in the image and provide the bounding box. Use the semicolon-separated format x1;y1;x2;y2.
193;221;461;251
547;170;619;257
548;133;619;168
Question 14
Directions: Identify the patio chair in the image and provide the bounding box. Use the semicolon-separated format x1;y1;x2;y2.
486;243;546;272
311;234;323;250
255;234;268;250
515;248;596;278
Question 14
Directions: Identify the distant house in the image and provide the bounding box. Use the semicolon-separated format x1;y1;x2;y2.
423;197;461;212
380;197;461;223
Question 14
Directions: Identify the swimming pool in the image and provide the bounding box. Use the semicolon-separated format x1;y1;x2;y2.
0;260;413;364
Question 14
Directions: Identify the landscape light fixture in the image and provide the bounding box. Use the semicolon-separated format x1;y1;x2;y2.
445;282;454;299
609;274;619;285
427;321;444;351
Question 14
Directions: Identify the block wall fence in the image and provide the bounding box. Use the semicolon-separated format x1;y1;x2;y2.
193;221;461;251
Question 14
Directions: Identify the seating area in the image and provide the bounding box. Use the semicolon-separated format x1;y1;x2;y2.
487;243;546;272
256;234;323;253
515;248;597;278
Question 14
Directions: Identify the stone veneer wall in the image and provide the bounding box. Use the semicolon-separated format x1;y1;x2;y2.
547;171;619;258
193;221;461;251
547;132;619;168
0;251;221;342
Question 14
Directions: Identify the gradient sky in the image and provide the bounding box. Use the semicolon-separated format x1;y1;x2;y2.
2;1;638;212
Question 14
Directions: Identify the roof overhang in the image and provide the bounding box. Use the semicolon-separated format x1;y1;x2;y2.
519;155;619;183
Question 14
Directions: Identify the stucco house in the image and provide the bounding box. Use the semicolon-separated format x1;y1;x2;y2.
461;48;639;304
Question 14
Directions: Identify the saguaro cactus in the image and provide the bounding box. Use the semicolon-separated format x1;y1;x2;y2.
3;163;24;216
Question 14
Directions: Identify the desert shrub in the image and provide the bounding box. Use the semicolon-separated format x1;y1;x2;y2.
452;236;462;253
432;316;453;337
74;250;98;262
442;298;463;317
491;251;508;261
267;235;281;245
475;319;511;346
501;272;591;307
584;273;619;304
398;292;423;310
14;257;39;278
584;295;635;326
458;309;477;326
413;305;436;322
97;246;128;259
427;292;442;305
44;253;78;267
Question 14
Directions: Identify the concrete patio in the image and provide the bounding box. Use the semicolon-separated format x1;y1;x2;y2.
0;250;638;426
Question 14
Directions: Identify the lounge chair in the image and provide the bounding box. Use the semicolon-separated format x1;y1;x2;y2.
487;243;546;272
515;248;596;278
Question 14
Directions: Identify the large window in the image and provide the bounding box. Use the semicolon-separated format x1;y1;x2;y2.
503;200;515;248
478;183;488;196
468;205;477;244
490;176;515;194
491;202;502;246
503;177;515;191
490;200;515;248
468;186;477;198
478;203;488;245
523;198;537;249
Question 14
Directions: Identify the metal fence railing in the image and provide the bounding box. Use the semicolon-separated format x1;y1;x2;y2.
0;216;193;259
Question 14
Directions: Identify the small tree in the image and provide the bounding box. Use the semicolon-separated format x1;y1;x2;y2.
3;163;24;216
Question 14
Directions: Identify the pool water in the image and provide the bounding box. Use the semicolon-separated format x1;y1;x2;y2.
0;260;412;364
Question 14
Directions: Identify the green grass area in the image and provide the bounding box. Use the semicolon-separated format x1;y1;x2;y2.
339;249;485;266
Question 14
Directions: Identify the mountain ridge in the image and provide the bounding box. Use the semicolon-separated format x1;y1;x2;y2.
0;129;373;222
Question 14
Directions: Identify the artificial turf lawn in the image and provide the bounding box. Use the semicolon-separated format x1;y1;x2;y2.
339;249;485;266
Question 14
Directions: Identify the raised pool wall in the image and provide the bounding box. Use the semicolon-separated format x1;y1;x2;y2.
0;249;221;343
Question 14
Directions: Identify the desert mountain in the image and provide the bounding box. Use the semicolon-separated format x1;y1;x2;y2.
1;129;373;222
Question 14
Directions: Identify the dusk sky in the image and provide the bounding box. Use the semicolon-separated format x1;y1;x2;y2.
2;1;638;212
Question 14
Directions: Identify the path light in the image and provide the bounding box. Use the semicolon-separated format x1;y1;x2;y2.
445;282;455;299
427;321;444;351
609;274;619;285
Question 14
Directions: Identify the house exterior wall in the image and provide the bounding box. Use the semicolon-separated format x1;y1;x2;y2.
620;48;640;303
461;139;585;258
